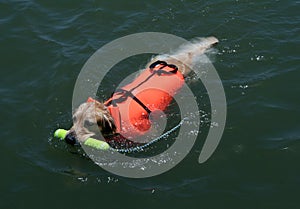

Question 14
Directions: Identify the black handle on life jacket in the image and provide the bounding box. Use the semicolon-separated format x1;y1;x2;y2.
149;60;178;74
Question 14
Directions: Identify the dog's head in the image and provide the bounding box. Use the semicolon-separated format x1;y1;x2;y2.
65;100;116;144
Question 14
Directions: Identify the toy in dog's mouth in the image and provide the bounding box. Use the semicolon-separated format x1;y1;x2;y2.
54;128;111;150
64;128;121;146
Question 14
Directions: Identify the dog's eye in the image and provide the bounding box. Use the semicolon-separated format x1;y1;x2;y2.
84;120;94;127
72;116;77;122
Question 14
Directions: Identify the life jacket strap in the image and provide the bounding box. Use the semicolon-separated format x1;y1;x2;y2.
87;97;98;103
106;88;152;114
105;60;179;114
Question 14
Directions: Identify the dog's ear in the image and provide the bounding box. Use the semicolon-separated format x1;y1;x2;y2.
93;102;116;135
93;101;107;110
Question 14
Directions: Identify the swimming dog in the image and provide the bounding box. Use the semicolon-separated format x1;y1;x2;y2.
65;37;218;145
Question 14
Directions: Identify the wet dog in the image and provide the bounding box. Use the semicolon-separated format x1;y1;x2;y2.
65;37;218;145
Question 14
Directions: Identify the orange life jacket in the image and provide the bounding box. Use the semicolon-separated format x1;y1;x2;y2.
88;61;184;139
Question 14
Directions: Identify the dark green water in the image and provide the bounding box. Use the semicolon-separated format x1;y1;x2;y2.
1;0;299;208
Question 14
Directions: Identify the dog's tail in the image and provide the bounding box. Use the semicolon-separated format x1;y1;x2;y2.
170;36;218;65
149;36;218;76
153;36;218;75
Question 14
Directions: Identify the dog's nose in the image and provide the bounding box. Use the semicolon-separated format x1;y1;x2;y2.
65;132;77;145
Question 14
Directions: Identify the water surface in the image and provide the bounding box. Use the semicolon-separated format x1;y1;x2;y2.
1;0;299;208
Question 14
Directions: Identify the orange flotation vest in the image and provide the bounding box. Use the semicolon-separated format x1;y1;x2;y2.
88;61;184;140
